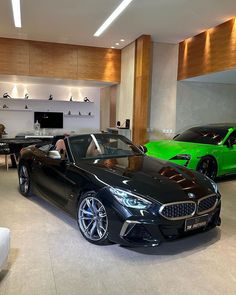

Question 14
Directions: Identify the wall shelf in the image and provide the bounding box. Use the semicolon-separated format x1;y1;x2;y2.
0;98;93;103
0;109;33;112
64;114;94;117
0;89;98;136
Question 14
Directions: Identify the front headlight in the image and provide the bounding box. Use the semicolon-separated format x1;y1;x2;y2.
205;176;218;193
109;187;151;209
210;179;218;193
170;154;191;160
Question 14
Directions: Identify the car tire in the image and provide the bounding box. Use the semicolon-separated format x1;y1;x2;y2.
196;156;217;180
77;191;110;245
18;163;32;197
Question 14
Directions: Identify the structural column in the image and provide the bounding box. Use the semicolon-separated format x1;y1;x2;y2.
132;35;152;145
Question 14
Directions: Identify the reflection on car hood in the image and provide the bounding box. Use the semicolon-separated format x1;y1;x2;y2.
76;155;214;204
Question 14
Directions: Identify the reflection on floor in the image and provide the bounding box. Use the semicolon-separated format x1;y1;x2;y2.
0;165;236;295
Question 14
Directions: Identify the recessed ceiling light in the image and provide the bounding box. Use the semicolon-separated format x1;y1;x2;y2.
94;0;133;37
11;0;22;28
120;39;125;42
116;43;120;46
111;46;115;49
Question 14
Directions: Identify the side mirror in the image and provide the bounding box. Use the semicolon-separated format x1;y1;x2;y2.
139;145;148;153
48;150;61;160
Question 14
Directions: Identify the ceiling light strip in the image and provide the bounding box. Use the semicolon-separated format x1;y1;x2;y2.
11;0;22;28
94;0;133;37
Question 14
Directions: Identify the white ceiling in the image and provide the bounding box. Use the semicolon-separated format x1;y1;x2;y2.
184;69;236;85
0;0;236;49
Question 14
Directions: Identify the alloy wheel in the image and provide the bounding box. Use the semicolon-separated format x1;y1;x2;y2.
19;165;30;194
78;196;108;241
197;158;217;179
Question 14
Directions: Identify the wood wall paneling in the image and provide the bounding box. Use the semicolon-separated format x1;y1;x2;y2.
29;41;78;80
132;35;152;145
0;37;121;83
0;38;29;75
77;46;121;83
178;18;236;80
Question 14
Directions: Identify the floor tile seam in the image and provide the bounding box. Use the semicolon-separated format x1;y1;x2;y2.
46;220;58;295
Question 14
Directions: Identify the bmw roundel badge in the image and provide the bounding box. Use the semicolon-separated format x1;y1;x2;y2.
188;192;196;199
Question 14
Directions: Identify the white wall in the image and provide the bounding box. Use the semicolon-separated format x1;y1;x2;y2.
176;81;236;132
0;82;100;136
116;42;135;131
100;87;111;131
149;42;179;140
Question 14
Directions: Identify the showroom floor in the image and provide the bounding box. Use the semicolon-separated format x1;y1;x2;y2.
0;163;236;295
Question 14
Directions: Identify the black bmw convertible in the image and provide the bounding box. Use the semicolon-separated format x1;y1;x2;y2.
18;133;221;246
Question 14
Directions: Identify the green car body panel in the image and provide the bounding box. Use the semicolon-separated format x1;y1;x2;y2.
145;125;236;177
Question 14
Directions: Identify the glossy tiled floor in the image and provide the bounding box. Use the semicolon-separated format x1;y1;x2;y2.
0;161;236;295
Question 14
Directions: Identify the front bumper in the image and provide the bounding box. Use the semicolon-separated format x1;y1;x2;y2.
107;201;221;247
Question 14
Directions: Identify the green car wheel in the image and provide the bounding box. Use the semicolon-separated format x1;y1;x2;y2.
196;156;217;180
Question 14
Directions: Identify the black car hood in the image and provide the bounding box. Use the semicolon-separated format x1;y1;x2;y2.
76;155;214;204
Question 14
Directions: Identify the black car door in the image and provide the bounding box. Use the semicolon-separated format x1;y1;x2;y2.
40;157;72;207
32;146;73;208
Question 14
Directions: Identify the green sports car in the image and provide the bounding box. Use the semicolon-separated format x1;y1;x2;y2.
145;124;236;179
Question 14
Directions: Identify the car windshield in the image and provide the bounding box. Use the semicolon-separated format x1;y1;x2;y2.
68;134;142;161
174;127;228;145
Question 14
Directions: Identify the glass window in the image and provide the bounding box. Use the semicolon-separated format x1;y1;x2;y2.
226;131;236;145
174;127;228;145
69;134;142;161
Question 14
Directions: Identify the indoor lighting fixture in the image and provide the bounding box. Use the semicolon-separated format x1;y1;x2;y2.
11;0;22;28
120;39;125;42
116;43;120;45
111;46;115;48
94;0;133;37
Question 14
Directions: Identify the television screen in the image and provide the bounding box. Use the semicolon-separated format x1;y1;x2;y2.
34;112;63;129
